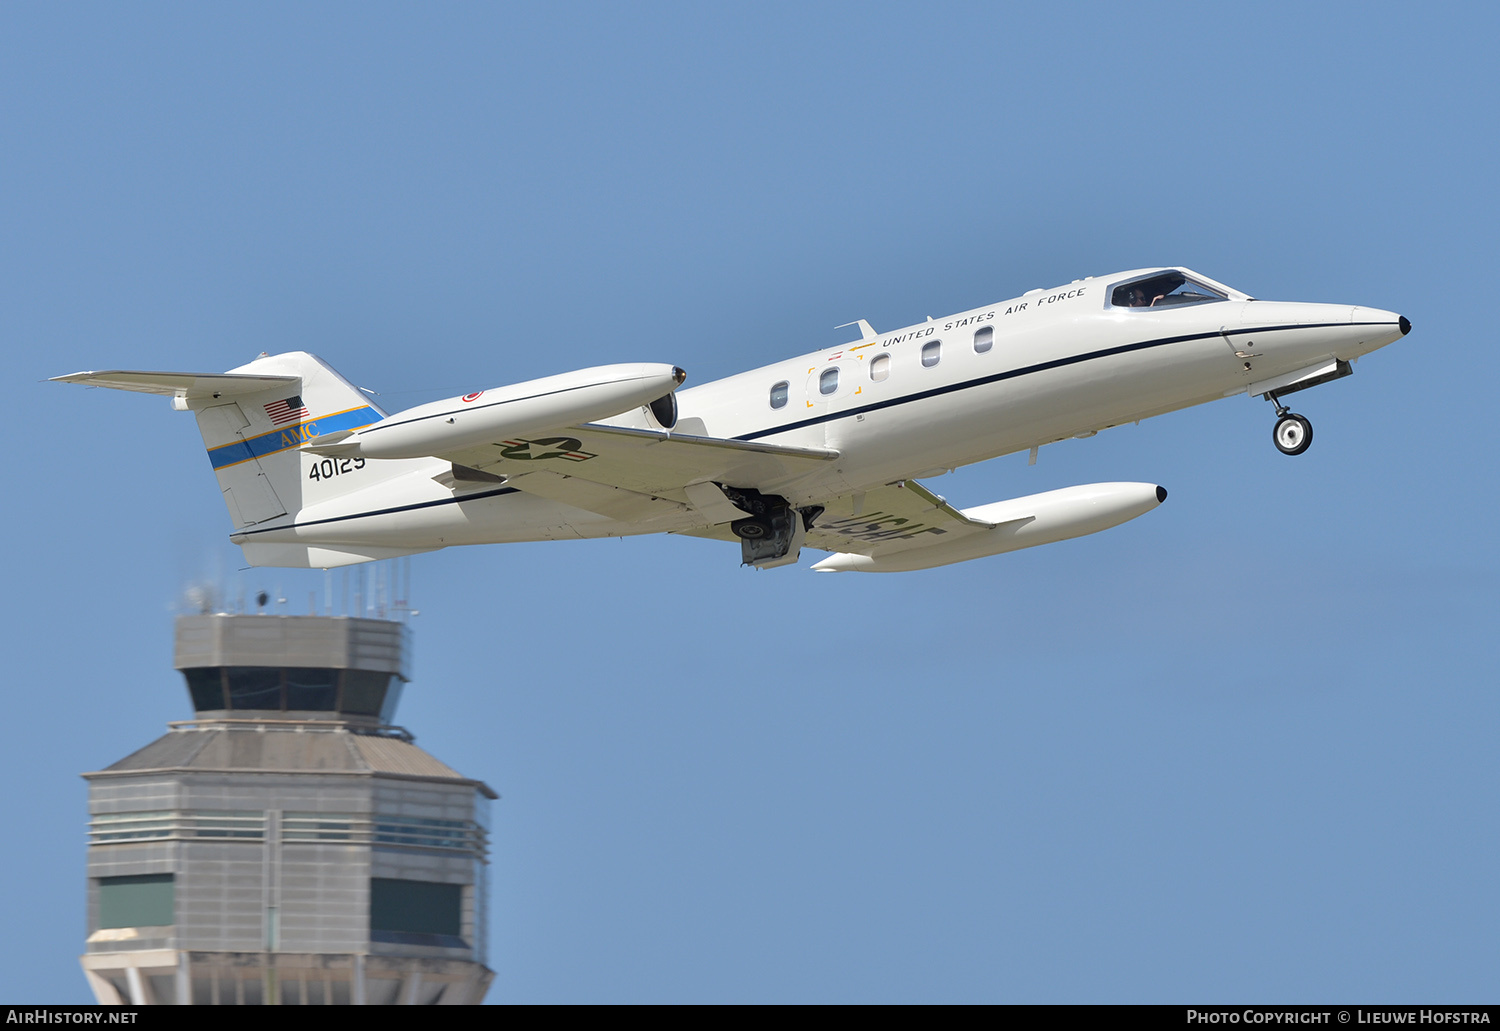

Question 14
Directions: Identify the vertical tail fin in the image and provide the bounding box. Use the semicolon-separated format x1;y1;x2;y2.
56;352;399;530
55;353;447;567
196;352;390;527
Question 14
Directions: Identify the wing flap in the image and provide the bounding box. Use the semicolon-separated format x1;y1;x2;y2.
503;469;696;526
436;423;839;500
804;479;1001;558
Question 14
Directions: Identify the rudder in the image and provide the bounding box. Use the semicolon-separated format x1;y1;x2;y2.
194;352;390;529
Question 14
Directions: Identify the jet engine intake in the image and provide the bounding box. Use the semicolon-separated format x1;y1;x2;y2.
647;390;678;429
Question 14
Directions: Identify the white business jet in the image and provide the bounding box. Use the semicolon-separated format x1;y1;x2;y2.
56;268;1409;572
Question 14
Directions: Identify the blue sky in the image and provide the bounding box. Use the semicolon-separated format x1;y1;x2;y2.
2;2;1496;1003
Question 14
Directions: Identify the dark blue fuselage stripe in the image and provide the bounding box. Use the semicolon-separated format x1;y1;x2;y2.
234;486;520;537
732;322;1382;442
233;321;1396;538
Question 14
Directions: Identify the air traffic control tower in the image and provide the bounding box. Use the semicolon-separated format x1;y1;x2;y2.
79;613;496;1004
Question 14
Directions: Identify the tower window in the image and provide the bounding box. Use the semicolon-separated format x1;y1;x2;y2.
370;878;465;947
183;666;400;720
98;874;174;929
226;667;281;709
183;668;226;711
285;668;338;710
341;670;393;717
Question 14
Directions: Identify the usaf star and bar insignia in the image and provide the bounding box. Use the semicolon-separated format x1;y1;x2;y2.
496;437;598;462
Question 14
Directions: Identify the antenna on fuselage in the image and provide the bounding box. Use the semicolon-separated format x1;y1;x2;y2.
834;319;878;341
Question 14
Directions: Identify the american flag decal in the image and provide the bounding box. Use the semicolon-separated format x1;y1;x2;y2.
264;396;310;425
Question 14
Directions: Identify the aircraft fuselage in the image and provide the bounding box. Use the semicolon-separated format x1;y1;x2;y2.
239;266;1404;556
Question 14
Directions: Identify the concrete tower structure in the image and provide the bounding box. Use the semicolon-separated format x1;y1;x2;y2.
80;613;496;1005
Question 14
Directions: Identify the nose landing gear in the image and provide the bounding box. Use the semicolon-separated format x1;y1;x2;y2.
1256;359;1356;456
1273;412;1313;455
1268;393;1313;456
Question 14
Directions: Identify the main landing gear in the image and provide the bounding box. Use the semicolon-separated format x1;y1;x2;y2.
722;486;819;569
1268;394;1313;456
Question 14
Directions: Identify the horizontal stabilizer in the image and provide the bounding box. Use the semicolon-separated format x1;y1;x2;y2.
51;369;299;398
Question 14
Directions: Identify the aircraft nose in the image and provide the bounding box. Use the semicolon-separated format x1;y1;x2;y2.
1343;306;1408;356
1350;306;1406;330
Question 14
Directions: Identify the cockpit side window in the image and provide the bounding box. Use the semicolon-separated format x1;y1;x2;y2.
1110;271;1227;309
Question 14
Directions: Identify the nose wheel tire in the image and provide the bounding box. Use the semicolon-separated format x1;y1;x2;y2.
1273;413;1313;456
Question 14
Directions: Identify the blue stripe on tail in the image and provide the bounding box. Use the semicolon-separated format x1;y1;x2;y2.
208;406;381;470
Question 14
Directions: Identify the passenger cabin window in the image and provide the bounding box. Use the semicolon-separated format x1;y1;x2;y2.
769;381;789;409
973;326;993;353
870;353;890;381
1111;271;1227;309
921;340;941;367
819;367;839;395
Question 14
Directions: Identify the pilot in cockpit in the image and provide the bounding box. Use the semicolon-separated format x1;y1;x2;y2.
1124;284;1164;307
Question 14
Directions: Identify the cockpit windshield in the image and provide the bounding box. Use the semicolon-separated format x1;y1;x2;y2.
1110;271;1228;309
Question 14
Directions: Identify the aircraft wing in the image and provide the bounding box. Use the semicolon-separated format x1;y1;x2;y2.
802;479;1020;557
676;478;1020;555
432;423;840;525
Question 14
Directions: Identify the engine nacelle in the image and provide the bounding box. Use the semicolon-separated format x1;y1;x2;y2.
811;482;1167;572
344;363;686;460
